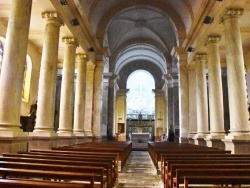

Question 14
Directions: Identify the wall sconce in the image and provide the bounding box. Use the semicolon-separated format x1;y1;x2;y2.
203;16;214;24
71;18;79;26
60;0;68;5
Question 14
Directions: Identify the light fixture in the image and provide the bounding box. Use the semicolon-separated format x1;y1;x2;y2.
60;0;68;5
187;47;194;52
71;18;79;26
203;16;214;24
88;47;95;52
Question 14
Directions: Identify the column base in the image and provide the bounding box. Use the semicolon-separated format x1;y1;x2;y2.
179;137;189;143
84;130;93;136
204;138;225;150
0;129;28;138
222;135;250;154
28;136;58;150
57;132;74;137
194;134;209;146
0;137;30;155
187;133;196;144
73;132;85;137
29;131;57;137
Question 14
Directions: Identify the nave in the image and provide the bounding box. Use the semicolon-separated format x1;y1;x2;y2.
117;151;162;188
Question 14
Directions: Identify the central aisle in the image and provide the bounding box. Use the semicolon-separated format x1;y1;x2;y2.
117;151;163;188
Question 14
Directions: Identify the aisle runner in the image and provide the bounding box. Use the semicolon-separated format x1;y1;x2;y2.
117;151;163;188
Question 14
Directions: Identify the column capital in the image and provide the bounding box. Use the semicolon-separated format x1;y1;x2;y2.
194;53;207;61
116;89;129;97
41;11;64;26
205;35;221;45
62;37;78;46
220;8;244;23
171;46;187;61
76;53;87;61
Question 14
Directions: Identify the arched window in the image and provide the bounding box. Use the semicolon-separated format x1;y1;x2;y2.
22;55;32;102
127;70;155;116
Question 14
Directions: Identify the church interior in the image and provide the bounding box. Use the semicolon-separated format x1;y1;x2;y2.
1;0;250;187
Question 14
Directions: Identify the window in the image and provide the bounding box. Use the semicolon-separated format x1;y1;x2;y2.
127;70;155;115
22;55;32;102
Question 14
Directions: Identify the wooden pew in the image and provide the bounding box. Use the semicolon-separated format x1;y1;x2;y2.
5;152;115;186
0;161;106;188
0;167;98;187
0;179;91;188
168;163;250;188
0;156;112;188
161;156;250;186
53;141;132;170
175;169;250;188
26;149;119;183
183;176;250;188
166;160;250;188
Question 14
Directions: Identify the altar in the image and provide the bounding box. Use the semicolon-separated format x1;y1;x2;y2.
130;133;151;142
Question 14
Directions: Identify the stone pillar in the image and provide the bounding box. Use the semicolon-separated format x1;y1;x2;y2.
194;53;209;146
166;75;174;131
221;8;250;153
73;54;87;137
57;37;78;136
32;12;63;136
173;81;179;134
205;35;226;149
153;89;166;141
0;0;32;138
92;61;104;138
84;61;95;137
172;47;189;143
108;75;117;138
102;73;112;140
115;89;129;141
188;65;197;144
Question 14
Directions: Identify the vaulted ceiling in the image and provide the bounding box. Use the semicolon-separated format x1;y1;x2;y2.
1;0;250;87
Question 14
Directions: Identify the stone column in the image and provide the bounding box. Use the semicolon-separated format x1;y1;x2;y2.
172;47;189;143
57;37;78;136
205;35;226;148
0;0;32;137
221;8;250;153
73;54;87;136
32;12;63;136
221;8;250;138
115;89;129;141
153;89;166;141
188;65;197;144
194;53;209;146
92;61;104;138
108;75;117;138
102;73;112;140
84;61;95;137
166;74;174;131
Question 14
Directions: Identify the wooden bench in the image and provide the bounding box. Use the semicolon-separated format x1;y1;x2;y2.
183;176;250;188
0;156;112;188
0;179;92;188
0;161;106;188
0;167;98;187
161;156;250;186
169;163;250;187
175;169;250;188
165;160;250;188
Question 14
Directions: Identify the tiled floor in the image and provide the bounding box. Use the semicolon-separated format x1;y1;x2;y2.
117;151;163;188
